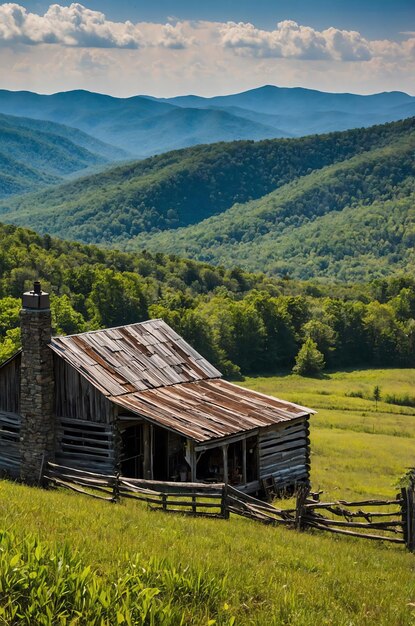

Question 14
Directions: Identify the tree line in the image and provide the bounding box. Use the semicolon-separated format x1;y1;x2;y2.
0;223;414;377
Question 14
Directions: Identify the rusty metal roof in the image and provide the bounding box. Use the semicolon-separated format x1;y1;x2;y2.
50;319;314;442
50;319;221;397
111;378;313;442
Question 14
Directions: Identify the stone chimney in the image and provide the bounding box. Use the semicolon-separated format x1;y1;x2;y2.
20;281;55;484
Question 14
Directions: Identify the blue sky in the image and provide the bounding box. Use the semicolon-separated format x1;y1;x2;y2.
0;1;413;96
21;0;415;38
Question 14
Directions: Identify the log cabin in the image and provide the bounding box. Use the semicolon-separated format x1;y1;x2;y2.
0;283;315;494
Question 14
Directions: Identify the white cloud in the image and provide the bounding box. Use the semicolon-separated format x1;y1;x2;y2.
158;23;193;50
221;20;368;61
0;2;142;47
0;3;197;49
0;5;413;97
0;4;413;65
220;19;415;63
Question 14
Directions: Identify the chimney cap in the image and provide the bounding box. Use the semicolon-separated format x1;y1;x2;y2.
22;281;50;310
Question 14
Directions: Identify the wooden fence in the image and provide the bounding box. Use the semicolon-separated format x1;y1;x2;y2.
45;463;227;518
44;462;415;551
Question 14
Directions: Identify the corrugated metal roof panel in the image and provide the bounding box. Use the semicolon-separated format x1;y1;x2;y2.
110;378;314;442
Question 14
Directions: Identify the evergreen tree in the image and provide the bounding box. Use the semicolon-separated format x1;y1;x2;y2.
293;338;325;376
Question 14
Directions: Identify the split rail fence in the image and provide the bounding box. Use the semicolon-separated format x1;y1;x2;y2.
45;462;415;552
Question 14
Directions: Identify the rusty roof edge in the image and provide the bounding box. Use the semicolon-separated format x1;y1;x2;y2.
222;380;316;415
110;395;203;441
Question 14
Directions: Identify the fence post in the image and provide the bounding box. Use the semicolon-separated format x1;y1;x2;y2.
295;484;309;531
221;484;230;519
112;472;120;504
402;471;415;552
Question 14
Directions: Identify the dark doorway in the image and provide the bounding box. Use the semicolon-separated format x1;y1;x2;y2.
153;426;168;480
121;424;143;478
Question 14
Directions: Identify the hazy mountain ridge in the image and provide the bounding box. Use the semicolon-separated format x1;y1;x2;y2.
0;113;121;198
0;85;414;158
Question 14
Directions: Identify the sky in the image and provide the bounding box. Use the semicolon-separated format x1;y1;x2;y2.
0;1;414;97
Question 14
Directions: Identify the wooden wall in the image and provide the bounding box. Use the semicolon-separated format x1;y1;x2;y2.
0;411;20;477
258;417;310;489
55;416;115;474
0;354;20;414
54;355;115;424
0;356;21;477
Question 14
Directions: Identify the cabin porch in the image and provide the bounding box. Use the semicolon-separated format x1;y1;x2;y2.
118;413;310;495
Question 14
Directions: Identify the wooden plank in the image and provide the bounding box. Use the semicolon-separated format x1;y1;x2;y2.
305;520;405;543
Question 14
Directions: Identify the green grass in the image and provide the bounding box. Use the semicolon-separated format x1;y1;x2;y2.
1;367;415;624
242;368;415;499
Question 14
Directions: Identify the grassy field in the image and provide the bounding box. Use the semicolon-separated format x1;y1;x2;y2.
1;368;415;625
242;368;415;500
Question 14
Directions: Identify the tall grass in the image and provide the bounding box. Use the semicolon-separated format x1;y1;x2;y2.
0;531;232;626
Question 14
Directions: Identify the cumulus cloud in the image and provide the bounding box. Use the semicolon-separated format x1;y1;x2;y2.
0;2;143;47
158;23;193;50
0;3;413;69
220;19;414;62
0;3;196;49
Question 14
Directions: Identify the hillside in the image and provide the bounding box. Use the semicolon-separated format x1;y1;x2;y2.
0;85;414;157
0;151;57;198
1;117;412;250
0;113;130;161
0;113;116;198
1;221;415;377
1;367;415;624
133;127;415;281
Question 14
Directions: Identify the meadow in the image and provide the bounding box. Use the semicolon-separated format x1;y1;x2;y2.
1;367;414;625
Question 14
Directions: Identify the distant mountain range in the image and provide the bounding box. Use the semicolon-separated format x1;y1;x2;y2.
1;116;414;282
0;85;414;159
0;112;130;198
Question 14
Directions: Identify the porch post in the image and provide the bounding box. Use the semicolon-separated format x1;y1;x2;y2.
143;422;152;479
242;438;247;484
189;440;197;482
222;444;229;484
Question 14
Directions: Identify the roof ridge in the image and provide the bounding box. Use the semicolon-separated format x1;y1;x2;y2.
51;318;163;340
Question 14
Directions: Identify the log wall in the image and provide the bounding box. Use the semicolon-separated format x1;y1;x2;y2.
258;417;310;489
55;416;115;474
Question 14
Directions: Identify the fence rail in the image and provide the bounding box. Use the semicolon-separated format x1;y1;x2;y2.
44;462;415;552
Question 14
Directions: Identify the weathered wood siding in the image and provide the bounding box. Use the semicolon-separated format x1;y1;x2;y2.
54;355;115;424
258;417;310;488
0;411;20;476
0;354;20;414
55;417;115;474
0;356;21;476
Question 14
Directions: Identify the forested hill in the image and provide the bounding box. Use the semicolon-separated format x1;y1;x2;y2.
1;117;413;251
0;113;113;199
134;129;415;281
1;222;415;378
